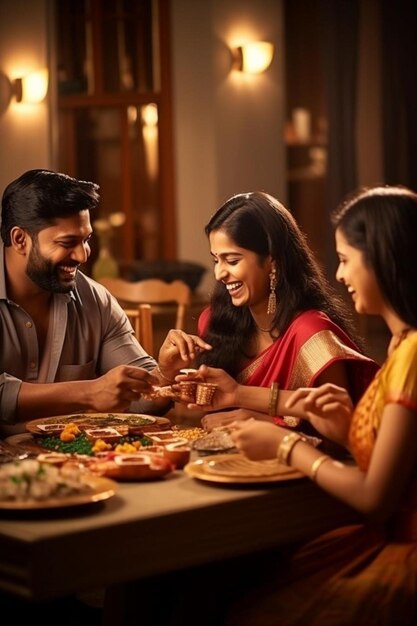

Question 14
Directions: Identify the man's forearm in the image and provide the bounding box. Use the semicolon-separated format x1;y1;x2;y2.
14;380;93;422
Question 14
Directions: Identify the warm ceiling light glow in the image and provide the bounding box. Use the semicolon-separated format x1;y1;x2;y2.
233;41;274;74
15;69;49;103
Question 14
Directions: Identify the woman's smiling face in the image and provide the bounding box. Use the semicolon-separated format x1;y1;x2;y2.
335;228;384;315
209;229;272;311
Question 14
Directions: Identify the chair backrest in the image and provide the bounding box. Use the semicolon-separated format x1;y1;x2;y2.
123;303;154;356
99;277;192;330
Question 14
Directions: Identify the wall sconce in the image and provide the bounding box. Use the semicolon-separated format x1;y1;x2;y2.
14;69;49;103
232;42;274;74
0;68;49;113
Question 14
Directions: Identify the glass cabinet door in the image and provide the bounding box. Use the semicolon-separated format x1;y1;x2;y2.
54;0;175;271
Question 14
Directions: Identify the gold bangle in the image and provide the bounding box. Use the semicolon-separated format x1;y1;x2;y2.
310;454;330;481
276;432;303;466
269;382;280;416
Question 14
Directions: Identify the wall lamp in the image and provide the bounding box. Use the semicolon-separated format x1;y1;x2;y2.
232;42;274;74
0;68;49;113
14;69;49;103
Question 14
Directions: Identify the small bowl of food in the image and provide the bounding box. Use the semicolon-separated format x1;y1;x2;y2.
163;442;191;468
192;430;237;456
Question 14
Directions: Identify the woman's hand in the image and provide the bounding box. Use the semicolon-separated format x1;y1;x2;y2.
157;330;212;379
285;383;353;445
202;408;272;431
176;365;240;411
230;420;285;461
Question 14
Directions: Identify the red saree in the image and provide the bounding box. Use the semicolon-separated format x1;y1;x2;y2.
198;309;378;425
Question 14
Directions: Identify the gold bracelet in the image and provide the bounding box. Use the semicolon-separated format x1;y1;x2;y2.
269;382;280;416
310;454;330;481
155;365;175;384
276;432;303;466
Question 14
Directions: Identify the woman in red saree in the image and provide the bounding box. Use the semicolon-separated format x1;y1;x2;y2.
197;192;377;432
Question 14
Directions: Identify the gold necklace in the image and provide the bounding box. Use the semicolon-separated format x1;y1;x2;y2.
253;320;273;333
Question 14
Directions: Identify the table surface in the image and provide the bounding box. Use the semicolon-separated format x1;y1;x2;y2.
0;461;359;602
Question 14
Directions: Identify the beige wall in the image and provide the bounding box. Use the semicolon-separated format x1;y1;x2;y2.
171;0;286;290
0;0;51;192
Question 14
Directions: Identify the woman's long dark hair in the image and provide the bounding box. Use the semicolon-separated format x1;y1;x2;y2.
332;185;417;330
198;191;358;376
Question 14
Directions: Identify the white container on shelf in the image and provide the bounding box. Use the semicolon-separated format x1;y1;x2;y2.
292;107;311;142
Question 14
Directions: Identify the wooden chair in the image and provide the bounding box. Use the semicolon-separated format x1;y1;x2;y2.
123;303;154;356
99;277;192;354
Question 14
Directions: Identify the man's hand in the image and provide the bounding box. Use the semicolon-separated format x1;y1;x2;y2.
87;365;158;412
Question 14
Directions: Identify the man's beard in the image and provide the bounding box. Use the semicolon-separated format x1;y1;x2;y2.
26;241;78;294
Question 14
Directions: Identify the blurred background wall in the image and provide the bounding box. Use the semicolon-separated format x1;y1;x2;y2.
0;0;416;361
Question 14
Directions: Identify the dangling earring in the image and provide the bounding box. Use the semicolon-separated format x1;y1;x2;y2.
267;266;277;315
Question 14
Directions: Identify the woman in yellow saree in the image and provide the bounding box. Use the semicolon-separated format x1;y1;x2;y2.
226;185;417;625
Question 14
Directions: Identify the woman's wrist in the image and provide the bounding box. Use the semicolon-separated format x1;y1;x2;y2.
235;384;256;410
276;432;305;465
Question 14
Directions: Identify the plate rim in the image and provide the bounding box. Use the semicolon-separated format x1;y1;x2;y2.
184;453;305;484
25;412;157;434
0;474;117;510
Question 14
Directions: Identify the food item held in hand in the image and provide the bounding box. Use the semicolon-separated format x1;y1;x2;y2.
141;385;178;401
179;368;198;377
178;380;198;401
195;382;218;405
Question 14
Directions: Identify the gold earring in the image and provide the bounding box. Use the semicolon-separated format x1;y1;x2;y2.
267;267;277;315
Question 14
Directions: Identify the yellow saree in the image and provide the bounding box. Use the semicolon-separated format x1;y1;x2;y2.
225;332;417;626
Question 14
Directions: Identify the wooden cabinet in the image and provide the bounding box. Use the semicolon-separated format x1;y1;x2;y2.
286;138;328;265
54;0;176;271
283;0;328;266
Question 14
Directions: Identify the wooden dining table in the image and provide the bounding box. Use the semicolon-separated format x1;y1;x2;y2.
0;458;359;606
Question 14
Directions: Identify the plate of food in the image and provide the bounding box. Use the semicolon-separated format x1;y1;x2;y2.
184;453;305;484
6;416;190;476
22;413;172;457
25;413;158;435
0;458;117;510
192;430;237;455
